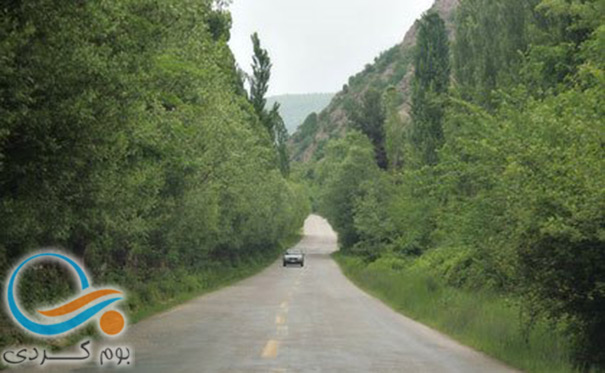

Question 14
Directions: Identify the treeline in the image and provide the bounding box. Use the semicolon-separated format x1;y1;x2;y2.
0;0;308;344
300;0;604;370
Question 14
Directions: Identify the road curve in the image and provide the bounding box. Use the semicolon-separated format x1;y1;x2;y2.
82;215;515;372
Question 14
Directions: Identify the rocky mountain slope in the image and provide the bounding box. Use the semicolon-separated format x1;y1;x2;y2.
289;0;459;162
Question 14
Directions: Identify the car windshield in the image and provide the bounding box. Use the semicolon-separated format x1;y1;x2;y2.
286;249;301;255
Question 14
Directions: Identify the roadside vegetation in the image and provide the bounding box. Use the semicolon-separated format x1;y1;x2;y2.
334;253;574;372
298;0;604;371
0;0;309;352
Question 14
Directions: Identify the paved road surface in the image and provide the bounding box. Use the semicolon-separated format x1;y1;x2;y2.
35;215;516;372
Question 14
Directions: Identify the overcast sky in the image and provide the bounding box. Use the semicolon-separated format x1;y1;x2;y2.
228;0;434;96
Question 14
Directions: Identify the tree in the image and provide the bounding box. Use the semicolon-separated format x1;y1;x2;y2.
0;0;309;348
410;11;450;166
348;88;388;170
249;33;271;118
453;0;535;105
318;132;379;249
248;32;290;176
269;103;290;177
383;87;407;170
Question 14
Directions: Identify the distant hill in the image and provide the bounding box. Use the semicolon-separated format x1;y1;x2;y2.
289;0;459;162
266;93;334;135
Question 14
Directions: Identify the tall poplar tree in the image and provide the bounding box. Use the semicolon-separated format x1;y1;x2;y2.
249;32;271;120
248;32;290;176
410;11;450;166
348;88;388;170
249;32;290;176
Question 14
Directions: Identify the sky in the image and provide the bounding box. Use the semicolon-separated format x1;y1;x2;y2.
228;0;435;96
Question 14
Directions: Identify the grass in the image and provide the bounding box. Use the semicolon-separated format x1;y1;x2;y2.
333;252;576;373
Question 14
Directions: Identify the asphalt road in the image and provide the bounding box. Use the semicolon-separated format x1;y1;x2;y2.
36;215;516;372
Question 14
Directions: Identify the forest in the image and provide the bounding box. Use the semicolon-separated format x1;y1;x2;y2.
0;0;308;349
0;0;603;371
295;0;604;371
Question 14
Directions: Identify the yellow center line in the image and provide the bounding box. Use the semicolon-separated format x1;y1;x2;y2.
261;339;279;358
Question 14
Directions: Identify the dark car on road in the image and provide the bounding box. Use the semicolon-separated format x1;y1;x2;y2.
283;249;305;267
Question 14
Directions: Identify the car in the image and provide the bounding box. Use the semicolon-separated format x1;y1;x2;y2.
283;249;305;267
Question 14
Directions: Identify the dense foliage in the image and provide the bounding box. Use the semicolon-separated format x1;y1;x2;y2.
346;88;388;169
410;11;450;166
306;1;604;369
248;32;290;176
0;0;309;347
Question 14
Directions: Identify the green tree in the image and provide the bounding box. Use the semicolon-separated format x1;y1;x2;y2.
348;88;388;169
317;132;379;249
0;0;309;348
249;32;271;118
521;0;603;95
269;103;290;176
248;32;290;176
453;0;535;105
410;11;450;166
383;87;408;170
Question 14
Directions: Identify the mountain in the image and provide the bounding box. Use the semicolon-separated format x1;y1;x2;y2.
267;93;335;135
289;0;459;162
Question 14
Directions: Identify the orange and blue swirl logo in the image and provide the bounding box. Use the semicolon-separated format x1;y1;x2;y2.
5;252;126;337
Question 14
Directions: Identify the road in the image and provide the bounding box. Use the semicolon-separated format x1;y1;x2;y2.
61;215;515;372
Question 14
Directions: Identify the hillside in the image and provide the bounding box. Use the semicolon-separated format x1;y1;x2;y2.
300;0;604;369
289;0;459;161
267;93;334;134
